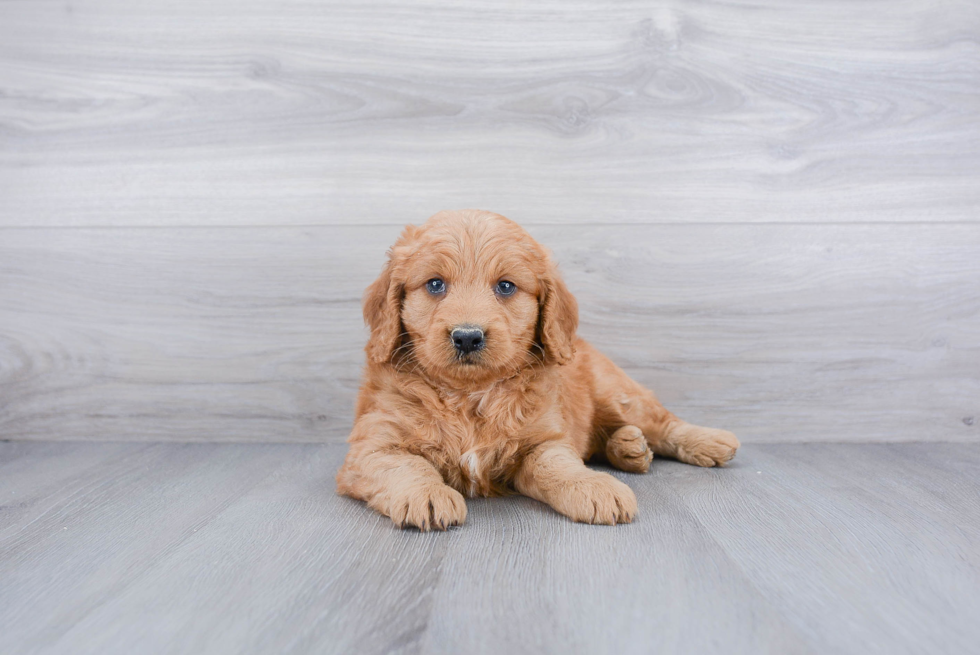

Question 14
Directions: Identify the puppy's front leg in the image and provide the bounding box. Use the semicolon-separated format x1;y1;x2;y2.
337;442;467;531
514;442;637;525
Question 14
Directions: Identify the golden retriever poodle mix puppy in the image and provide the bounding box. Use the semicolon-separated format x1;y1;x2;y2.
337;209;739;529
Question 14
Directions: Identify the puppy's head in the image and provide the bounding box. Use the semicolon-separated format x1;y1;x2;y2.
363;210;578;384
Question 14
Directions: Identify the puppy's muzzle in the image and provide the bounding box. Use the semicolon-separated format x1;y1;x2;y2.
451;325;485;355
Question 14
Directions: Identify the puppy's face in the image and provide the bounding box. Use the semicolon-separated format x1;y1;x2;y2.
398;228;540;382
364;210;578;385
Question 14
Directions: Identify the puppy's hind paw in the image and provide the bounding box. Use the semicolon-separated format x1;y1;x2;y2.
671;423;740;467
605;425;653;473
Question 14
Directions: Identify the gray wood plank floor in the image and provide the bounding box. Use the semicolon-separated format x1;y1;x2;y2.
1;441;978;654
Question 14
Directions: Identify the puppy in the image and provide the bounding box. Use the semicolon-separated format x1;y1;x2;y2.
337;210;739;529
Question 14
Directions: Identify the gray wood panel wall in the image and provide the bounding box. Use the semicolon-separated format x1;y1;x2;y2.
1;0;978;443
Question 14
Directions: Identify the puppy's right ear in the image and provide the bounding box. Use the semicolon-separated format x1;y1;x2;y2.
363;226;420;364
363;259;403;364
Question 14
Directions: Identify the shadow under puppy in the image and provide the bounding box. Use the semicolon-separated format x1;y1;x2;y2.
337;210;739;529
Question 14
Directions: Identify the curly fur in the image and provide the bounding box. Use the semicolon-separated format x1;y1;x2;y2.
337;210;739;530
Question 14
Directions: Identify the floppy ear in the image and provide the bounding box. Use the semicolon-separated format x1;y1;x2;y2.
538;264;579;365
363;260;404;364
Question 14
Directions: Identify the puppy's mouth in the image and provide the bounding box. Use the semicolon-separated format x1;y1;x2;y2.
455;352;484;366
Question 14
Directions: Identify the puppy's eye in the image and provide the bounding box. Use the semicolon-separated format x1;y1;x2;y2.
495;280;517;296
426;278;446;295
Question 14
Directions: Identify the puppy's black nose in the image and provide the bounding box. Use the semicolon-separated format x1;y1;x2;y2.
451;326;485;354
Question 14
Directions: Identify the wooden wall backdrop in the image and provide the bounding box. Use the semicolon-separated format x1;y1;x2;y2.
1;0;978;443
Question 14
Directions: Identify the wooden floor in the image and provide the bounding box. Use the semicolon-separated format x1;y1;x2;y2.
2;441;978;654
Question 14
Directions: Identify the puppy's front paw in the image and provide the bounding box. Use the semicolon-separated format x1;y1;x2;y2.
556;472;637;525
672;424;740;467
387;483;467;532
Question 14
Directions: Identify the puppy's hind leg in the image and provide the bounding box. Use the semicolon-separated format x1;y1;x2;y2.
655;420;739;468
604;425;653;473
621;390;739;467
588;345;740;468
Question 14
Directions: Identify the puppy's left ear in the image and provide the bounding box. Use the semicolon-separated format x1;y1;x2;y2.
538;263;579;365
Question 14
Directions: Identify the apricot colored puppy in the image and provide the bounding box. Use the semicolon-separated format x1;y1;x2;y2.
337;210;739;530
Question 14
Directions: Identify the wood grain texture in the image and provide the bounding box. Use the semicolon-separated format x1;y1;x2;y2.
2;441;979;654
3;444;448;655
1;0;978;226
672;443;980;653
1;223;977;443
420;478;812;654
